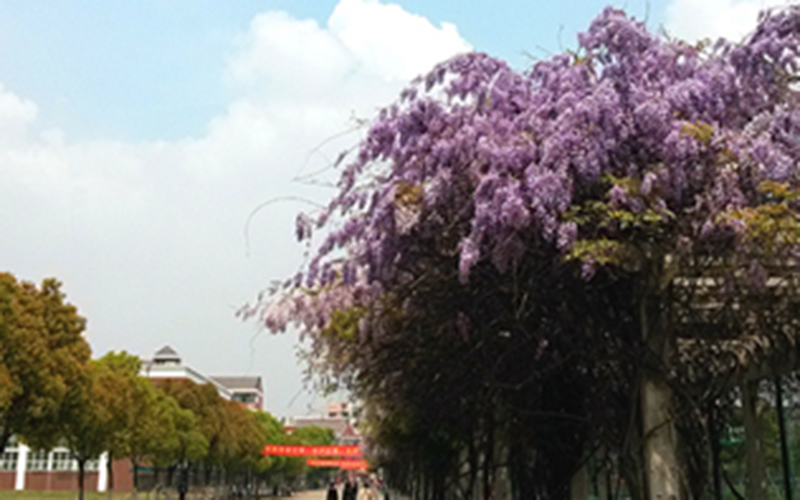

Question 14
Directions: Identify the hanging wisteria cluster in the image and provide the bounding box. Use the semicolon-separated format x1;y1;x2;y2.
253;6;800;342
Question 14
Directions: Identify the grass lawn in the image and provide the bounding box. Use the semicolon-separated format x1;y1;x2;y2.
0;492;111;499
0;490;264;499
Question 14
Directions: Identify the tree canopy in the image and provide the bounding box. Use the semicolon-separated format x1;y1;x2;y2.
0;274;90;454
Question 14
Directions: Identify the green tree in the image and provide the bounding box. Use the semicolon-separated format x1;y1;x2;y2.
59;361;119;500
116;379;177;499
155;380;276;495
288;425;337;485
151;398;208;500
155;379;230;484
291;425;336;446
94;351;144;500
0;274;90;453
219;402;268;495
224;401;266;470
253;410;288;479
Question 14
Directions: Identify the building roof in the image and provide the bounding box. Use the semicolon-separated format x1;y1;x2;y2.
210;376;262;392
340;424;359;439
153;345;180;362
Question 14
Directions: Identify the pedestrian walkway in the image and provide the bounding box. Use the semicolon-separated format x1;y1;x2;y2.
292;490;327;500
292;488;397;500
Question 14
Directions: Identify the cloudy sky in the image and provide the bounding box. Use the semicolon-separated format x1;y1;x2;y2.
0;0;789;417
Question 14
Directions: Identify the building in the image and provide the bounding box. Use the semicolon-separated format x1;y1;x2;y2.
0;435;106;492
140;345;235;400
210;376;264;410
141;345;264;410
285;401;361;446
325;401;352;419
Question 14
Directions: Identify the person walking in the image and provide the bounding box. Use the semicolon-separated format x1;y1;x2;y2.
327;481;339;500
357;480;376;500
343;480;355;500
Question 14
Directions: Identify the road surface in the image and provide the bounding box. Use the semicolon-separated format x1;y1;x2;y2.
291;489;394;500
291;490;326;500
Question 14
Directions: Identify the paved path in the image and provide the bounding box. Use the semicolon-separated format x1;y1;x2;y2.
290;489;394;500
290;490;327;500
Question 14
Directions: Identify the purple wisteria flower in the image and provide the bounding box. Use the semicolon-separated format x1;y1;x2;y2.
258;5;800;339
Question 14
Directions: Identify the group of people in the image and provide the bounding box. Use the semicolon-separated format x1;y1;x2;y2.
326;478;383;500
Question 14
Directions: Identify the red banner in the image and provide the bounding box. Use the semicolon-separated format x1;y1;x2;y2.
306;459;369;470
261;445;362;457
340;460;370;470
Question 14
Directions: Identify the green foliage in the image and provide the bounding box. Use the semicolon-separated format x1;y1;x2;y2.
155;379;275;474
720;181;800;257
290;425;336;446
88;351;147;495
155;380;229;467
59;361;122;499
282;425;337;482
252;410;290;476
113;376;178;483
680;120;715;146
0;274;90;453
60;364;109;460
563;175;675;270
322;307;367;341
151;398;208;466
566;238;626;267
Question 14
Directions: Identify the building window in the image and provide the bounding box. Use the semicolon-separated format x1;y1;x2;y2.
52;451;75;471
0;452;17;471
233;393;257;403
26;450;48;471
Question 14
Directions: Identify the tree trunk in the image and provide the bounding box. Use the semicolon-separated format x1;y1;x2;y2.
640;289;680;500
776;376;793;500
641;373;680;500
0;426;10;456
570;463;590;500
132;460;140;500
743;380;767;500
178;464;189;500
708;403;722;500
214;467;223;500
482;412;494;500
78;458;86;500
106;452;115;500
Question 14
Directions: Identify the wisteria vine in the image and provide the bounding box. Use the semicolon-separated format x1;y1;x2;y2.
248;6;800;361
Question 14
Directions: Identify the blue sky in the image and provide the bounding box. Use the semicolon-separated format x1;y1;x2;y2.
0;0;779;417
0;1;664;141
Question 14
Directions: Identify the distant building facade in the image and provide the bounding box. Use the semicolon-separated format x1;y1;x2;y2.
141;345;265;410
285;401;361;446
210;376;264;410
0;435;108;492
325;401;352;419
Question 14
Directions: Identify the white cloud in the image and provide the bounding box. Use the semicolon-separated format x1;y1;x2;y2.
0;0;470;416
665;0;795;42
229;11;353;96
328;0;472;81
0;84;37;143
